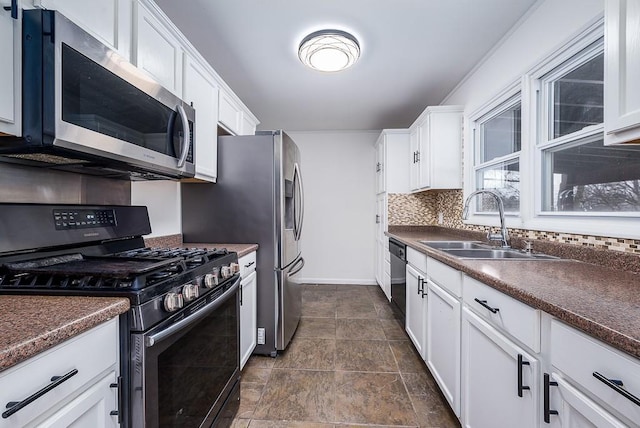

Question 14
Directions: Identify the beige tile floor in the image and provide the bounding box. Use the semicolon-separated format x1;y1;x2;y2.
232;284;460;428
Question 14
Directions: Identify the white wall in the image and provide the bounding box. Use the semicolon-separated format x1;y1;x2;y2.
288;131;379;285
443;0;603;111
131;181;182;237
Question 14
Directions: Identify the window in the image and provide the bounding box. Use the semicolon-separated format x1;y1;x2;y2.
538;38;640;214
473;96;521;213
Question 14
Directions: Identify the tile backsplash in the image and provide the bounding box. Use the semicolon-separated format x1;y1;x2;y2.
388;190;640;255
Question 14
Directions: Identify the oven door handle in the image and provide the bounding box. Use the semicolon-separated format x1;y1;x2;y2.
145;276;240;348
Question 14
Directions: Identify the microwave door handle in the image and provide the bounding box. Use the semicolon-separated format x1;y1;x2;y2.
176;105;190;168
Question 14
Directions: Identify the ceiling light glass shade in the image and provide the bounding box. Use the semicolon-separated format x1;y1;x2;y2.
298;29;360;72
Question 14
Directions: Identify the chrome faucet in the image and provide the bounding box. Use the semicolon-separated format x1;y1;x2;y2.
462;189;510;248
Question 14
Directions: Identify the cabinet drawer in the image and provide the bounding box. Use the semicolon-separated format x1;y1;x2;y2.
463;276;540;352
239;251;256;278
550;319;640;424
407;247;427;274
0;318;118;427
427;256;462;297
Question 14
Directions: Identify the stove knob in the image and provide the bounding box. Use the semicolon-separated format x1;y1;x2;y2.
230;262;240;274
164;292;184;312
182;283;199;302
221;265;232;279
204;273;219;288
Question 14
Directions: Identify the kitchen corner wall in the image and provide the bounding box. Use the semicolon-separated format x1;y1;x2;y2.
288;130;379;285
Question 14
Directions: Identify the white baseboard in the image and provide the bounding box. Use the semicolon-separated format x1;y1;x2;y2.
299;277;377;286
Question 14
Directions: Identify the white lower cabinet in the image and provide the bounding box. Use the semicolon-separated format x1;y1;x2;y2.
0;318;120;428
38;371;118;428
544;373;628;428
461;307;538;428
426;279;461;416
239;251;257;370
549;318;640;426
406;263;427;358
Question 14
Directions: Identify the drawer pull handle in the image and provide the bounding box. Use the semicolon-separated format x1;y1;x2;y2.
593;371;640;406
474;298;499;314
517;354;530;397
244;261;255;268
2;369;78;419
543;373;559;423
417;277;425;297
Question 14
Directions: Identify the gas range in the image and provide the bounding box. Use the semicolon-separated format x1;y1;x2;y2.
0;203;243;427
0;203;240;330
0;246;240;331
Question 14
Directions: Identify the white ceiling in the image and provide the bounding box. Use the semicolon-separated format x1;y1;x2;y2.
154;0;538;132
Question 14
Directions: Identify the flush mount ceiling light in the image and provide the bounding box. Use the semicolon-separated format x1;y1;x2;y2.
298;29;360;72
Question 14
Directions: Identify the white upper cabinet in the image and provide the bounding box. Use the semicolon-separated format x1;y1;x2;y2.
34;0;132;59
183;54;219;182
133;0;183;97
218;89;242;135
604;0;640;145
0;1;20;136
376;129;410;195
409;106;463;191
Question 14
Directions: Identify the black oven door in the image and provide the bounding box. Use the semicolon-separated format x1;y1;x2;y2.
130;277;240;428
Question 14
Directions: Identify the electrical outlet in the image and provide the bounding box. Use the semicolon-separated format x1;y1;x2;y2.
438;212;444;224
257;328;265;345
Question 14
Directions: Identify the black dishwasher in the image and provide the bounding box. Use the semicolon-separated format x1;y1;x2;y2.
389;238;407;322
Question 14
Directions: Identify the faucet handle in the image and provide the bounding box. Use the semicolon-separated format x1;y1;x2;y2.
524;241;533;253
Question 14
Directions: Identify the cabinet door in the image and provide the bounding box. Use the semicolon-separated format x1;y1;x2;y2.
545;373;628;428
34;0;131;59
241;113;257;136
376;135;386;194
461;307;538;428
417;114;431;189
0;3;19;135
427;279;461;416
134;1;182;96
218;89;242;135
183;55;219;182
604;0;640;145
240;270;257;370
409;127;420;190
37;372;118;428
406;264;427;358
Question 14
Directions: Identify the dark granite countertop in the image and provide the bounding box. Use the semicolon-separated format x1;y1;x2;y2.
0;296;129;372
387;226;640;360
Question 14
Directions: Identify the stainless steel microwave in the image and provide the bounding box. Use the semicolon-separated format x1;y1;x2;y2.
0;9;195;180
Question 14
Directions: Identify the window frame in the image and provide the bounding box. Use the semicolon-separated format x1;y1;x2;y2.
464;16;640;238
465;81;524;228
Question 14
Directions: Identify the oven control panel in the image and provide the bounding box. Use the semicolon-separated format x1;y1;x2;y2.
53;209;117;230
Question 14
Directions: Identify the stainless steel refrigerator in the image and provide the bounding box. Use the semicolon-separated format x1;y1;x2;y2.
181;130;304;356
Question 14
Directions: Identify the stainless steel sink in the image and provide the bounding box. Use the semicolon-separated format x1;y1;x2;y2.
440;248;558;260
419;241;487;250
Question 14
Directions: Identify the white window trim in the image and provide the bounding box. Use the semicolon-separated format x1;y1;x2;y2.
464;14;640;239
465;80;524;230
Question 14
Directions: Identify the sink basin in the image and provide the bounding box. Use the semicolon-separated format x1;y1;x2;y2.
419;241;487;250
441;248;558;260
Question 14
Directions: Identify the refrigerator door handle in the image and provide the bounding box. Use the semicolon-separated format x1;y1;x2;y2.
293;163;304;241
289;257;305;276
